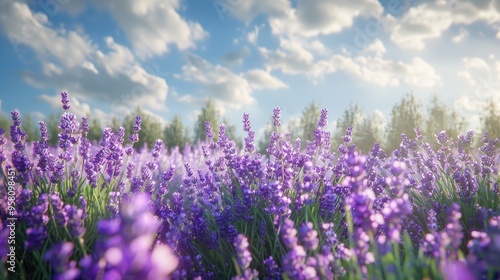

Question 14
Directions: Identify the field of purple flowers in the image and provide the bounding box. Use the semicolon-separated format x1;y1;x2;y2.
1;92;499;279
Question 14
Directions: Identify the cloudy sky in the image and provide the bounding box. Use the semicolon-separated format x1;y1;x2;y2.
0;0;499;139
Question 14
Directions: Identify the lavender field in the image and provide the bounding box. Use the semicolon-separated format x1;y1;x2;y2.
0;92;499;280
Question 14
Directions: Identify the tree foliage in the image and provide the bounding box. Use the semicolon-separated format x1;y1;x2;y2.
424;94;467;150
164;115;191;152
124;107;162;149
194;99;220;143
332;103;364;150
481;98;500;141
386;93;423;153
194;99;240;146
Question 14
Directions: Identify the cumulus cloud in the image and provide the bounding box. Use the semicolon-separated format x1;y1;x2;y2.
452;27;469;43
260;37;441;87
390;0;500;50
0;1;169;116
247;25;260;44
181;53;286;111
56;0;207;59
224;0;384;38
243;69;288;90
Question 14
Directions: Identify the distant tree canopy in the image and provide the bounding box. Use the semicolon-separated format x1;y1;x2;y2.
123;107;162;149
423;94;467;150
0;93;496;153
332;103;364;151
164;115;191;152
193;99;241;147
481;98;500;141
194;99;220;143
386;93;424;153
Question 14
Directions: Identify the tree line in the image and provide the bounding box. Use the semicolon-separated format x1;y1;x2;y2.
0;94;498;154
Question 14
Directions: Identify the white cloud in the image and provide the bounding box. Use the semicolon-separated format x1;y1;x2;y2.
0;1;96;68
456;57;496;89
457;71;476;86
390;0;500;50
225;0;383;38
176;94;197;104
58;0;207;59
452;27;468;43
269;0;383;37
222;0;291;23
181;53;285;111
260;37;441;88
362;38;386;57
243;69;287;90
0;1;169;116
463;57;490;71
258;37;335;80
247;25;260;44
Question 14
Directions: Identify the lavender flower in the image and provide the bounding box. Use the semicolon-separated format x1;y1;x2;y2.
44;242;80;280
298;222;319;251
233;234;252;270
61;91;70;110
80;194;178;279
272;107;281;127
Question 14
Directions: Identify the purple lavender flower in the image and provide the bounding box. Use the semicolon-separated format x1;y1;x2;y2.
242;113;255;153
280;219;298;250
80;194;178;279
133;116;142;132
25;204;49;250
428;209;438;232
298;222;319;251
204;121;214;139
61;91;70;110
436;131;448;145
342;126;353;143
44;242;80;280
263;257;281;280
272;107;281;127
233;234;252;270
65;205;85;239
317;108;328;128
152;139;163;158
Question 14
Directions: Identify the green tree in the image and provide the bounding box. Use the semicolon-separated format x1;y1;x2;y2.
107;115;121;132
194;99;221;143
298;102;321;146
257;121;273;155
481;98;500;140
123;107;162;149
193;99;241;146
163;115;191;151
332;103;364;151
424;94;467;149
46;113;61;147
222;117;242;149
357;111;386;153
386;93;423;153
87;117;103;143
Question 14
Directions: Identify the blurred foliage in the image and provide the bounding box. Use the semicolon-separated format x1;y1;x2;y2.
424;94;467;150
164;115;191;152
481;98;500;142
386;93;424;153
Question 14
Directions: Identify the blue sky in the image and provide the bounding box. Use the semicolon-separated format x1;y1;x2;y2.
0;0;499;140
